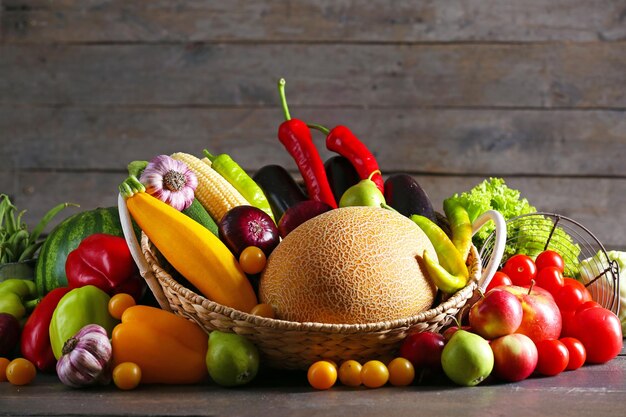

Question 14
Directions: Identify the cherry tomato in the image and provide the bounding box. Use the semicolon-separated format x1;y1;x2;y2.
535;250;565;273
113;362;142;390
6;358;36;385
399;331;445;370
307;361;337;390
338;360;362;387
250;303;275;318
503;255;537;286
0;357;10;382
361;360;389;388
485;271;513;293
559;337;586;371
534;266;564;296
239;246;267;275
555;279;593;311
535;339;569;376
108;293;136;320
387;357;415;386
571;307;623;364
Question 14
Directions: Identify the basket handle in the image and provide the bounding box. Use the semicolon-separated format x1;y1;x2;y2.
471;210;507;291
117;193;172;311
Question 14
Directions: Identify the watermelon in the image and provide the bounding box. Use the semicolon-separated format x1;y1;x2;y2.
35;206;130;296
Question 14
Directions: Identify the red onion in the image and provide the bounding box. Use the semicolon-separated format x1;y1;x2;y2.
56;324;112;388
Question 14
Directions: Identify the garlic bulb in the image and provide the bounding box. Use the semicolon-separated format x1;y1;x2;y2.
140;154;198;211
56;324;112;388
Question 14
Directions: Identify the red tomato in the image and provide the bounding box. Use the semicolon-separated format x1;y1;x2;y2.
571;307;623;364
535;339;569;376
534;266;564;297
535;250;565;273
503;255;537;286
485;271;513;293
554;279;593;312
559;337;586;371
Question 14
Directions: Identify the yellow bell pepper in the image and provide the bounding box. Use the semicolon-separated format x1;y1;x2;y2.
111;305;208;384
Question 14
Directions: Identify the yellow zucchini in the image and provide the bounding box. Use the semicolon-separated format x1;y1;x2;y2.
126;191;258;313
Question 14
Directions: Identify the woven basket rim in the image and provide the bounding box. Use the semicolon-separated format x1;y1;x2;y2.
141;232;481;334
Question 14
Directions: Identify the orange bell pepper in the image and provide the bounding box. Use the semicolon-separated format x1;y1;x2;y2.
111;305;208;384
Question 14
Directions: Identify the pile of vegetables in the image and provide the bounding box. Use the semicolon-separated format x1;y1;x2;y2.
0;79;623;393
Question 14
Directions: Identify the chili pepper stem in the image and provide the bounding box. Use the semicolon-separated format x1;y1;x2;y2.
202;149;217;162
278;78;291;121
307;123;331;135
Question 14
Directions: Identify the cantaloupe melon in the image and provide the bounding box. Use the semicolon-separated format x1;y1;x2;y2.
259;206;437;324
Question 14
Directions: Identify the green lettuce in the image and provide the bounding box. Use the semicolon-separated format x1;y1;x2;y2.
444;177;581;276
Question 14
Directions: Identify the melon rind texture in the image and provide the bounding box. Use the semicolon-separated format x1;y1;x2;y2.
259;207;438;324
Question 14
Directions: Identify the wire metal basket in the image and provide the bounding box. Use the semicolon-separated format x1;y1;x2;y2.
478;212;620;315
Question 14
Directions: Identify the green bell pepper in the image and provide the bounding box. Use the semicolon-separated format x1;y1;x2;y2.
49;285;119;359
0;278;40;319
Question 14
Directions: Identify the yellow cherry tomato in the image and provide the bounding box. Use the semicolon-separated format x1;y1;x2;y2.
250;303;275;318
338;360;362;387
0;357;10;382
307;360;337;390
113;362;142;390
239;246;267;275
361;360;389;388
108;293;137;320
6;358;36;386
387;357;415;386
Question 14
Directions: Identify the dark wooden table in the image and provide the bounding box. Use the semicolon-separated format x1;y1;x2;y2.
1;347;624;417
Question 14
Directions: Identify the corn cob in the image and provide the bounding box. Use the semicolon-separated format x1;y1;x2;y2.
171;152;248;222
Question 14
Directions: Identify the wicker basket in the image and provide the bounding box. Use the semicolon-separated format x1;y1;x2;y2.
118;195;507;370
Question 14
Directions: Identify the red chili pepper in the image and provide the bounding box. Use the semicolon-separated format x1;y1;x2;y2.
65;233;146;301
20;287;71;372
325;126;384;194
276;79;337;208
309;124;384;194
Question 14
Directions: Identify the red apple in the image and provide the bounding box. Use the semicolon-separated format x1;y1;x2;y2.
469;289;523;340
490;333;538;382
399;331;445;371
498;285;562;344
442;325;474;342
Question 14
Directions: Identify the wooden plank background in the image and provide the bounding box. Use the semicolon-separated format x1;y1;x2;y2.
1;0;626;250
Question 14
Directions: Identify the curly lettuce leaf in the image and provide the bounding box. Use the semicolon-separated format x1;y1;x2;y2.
445;177;581;275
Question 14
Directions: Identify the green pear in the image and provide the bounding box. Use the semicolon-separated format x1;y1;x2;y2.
441;329;494;386
339;175;386;208
206;330;260;387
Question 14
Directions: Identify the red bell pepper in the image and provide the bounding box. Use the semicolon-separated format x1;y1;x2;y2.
65;233;146;301
20;287;71;372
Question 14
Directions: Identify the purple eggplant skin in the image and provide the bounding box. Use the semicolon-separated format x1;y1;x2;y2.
324;156;361;203
0;312;20;356
384;174;436;222
253;165;308;221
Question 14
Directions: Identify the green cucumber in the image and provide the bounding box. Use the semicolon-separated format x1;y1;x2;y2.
182;198;219;236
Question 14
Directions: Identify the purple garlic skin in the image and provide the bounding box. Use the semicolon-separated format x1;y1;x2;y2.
56;324;112;388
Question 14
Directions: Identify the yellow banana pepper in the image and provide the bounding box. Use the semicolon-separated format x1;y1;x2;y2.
111;305;208;384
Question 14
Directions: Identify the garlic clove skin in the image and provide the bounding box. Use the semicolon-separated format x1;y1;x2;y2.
56;324;113;388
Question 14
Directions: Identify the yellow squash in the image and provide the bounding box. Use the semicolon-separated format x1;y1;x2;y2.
126;191;258;312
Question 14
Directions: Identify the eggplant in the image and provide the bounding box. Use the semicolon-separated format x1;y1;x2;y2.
252;164;308;221
384;174;436;222
324;156;361;203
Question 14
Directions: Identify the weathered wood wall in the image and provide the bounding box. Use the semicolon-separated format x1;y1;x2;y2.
1;0;625;249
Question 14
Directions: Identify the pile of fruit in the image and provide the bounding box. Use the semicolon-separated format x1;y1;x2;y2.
1;80;623;391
